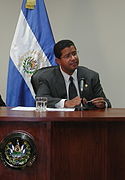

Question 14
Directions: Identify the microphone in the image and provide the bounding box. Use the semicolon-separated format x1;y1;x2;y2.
75;78;87;111
80;78;85;97
75;78;96;111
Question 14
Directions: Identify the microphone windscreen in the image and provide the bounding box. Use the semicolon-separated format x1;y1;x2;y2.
80;78;85;92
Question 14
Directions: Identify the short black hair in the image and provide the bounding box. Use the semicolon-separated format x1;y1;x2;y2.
54;40;76;58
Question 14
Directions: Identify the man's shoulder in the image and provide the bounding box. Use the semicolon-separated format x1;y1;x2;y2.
33;66;58;77
78;66;98;74
38;65;58;73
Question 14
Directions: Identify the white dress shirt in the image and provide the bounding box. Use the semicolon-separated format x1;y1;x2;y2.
55;67;80;108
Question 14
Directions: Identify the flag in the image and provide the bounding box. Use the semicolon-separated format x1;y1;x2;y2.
6;0;56;107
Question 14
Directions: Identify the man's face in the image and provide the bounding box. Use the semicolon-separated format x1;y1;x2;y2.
56;46;79;75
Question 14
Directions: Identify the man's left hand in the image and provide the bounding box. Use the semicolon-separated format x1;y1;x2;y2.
90;97;106;109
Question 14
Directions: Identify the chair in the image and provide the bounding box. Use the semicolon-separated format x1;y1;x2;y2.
31;66;56;94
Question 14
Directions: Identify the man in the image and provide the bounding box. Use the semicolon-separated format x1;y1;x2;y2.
32;40;111;109
0;95;6;106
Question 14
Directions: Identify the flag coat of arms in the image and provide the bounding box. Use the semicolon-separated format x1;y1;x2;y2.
6;0;56;107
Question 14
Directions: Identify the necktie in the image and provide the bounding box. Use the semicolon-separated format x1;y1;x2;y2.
69;76;78;100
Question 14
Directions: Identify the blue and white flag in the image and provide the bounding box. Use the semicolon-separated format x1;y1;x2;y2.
6;0;56;107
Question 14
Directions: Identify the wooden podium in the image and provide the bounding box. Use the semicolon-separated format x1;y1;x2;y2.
0;107;125;180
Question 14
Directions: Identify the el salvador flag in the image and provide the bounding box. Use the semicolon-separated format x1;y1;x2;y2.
6;0;56;107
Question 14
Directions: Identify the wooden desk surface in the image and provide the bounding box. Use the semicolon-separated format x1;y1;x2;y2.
0;107;125;122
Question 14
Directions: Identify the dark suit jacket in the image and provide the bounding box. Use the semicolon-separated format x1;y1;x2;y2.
31;66;111;108
0;95;6;106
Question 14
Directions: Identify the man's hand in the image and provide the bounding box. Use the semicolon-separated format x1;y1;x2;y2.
90;97;106;109
64;96;82;108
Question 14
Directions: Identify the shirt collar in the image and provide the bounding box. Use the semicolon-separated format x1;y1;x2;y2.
60;66;77;82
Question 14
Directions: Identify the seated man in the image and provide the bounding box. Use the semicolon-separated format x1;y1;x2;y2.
32;39;111;109
0;95;6;106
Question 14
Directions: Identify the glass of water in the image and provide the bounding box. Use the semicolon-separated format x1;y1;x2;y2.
36;97;47;112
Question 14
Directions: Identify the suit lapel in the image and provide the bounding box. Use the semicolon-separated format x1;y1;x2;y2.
77;67;88;98
54;67;67;98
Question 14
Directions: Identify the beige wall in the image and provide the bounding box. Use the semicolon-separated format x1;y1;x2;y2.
0;0;125;107
0;0;22;103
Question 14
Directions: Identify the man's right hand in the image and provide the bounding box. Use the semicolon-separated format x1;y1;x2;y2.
64;96;82;108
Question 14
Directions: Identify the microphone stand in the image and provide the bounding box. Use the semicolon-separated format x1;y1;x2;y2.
75;87;88;111
75;100;88;111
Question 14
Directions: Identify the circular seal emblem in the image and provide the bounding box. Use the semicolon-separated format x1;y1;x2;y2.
18;50;47;75
23;56;38;74
0;131;36;169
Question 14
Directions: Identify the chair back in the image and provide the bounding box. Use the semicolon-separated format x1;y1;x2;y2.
31;66;56;94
